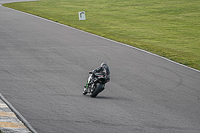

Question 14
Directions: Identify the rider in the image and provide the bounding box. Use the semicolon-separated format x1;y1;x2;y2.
83;62;110;94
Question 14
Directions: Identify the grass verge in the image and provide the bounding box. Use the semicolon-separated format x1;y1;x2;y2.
3;0;200;70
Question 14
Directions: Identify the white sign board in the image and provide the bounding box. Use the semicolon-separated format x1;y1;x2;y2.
78;11;86;20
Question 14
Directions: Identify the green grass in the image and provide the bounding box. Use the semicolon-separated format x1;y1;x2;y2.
3;0;200;70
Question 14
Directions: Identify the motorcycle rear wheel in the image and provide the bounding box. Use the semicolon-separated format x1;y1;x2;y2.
90;83;104;98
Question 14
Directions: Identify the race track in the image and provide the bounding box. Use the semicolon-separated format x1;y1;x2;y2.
1;0;200;133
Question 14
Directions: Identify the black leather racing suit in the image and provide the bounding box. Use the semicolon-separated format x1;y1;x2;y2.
89;64;110;85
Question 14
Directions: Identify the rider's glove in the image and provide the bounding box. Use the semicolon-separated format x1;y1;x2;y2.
89;71;93;74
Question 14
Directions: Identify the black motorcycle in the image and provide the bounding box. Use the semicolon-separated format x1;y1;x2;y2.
83;72;108;98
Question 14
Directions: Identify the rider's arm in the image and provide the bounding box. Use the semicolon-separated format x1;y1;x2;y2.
92;66;102;73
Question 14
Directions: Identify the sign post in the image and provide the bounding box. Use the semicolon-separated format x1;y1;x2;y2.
78;11;86;20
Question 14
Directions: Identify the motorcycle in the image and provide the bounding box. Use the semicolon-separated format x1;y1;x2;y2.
83;72;108;98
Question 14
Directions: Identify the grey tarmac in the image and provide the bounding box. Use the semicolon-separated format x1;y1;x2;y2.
0;0;200;133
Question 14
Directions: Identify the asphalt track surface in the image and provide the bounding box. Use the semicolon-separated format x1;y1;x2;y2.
1;0;200;133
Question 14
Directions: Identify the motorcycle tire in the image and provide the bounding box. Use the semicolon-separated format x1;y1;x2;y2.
90;83;104;98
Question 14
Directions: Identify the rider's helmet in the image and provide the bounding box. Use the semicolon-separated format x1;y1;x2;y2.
100;62;110;82
100;62;110;75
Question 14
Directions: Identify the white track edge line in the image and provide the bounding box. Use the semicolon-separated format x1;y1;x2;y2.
1;4;200;73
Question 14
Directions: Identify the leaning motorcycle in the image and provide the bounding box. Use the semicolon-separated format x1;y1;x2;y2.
83;72;108;98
